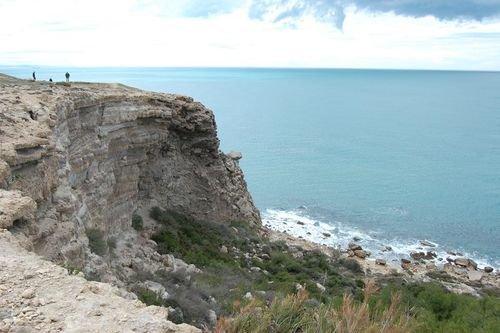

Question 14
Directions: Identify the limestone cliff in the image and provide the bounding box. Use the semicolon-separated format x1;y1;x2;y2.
0;74;260;330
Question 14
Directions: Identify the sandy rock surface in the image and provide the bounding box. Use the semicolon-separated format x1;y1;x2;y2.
0;229;199;333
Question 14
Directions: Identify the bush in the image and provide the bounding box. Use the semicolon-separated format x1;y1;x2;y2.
338;258;364;274
137;288;164;306
86;228;107;256
107;237;117;251
150;207;239;268
374;283;500;332
132;213;143;231
150;206;163;221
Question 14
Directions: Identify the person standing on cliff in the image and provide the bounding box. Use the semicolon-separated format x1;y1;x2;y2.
32;71;36;81
65;72;70;82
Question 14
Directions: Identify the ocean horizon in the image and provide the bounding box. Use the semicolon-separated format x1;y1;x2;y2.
2;66;499;268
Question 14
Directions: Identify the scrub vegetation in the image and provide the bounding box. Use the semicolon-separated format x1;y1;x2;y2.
146;207;500;332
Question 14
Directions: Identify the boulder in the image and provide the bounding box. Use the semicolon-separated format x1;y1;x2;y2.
468;259;478;270
227;151;242;161
382;245;392;252
467;270;483;282
454;257;477;269
410;252;426;260
401;261;411;270
142;281;170;302
207;310;217;327
348;243;362;251
375;258;386;266
411;251;437;261
21;288;36;299
454;257;468;267
316;282;326;292
484;266;494;273
353;236;362;242
426;251;437;259
354;250;367;259
322;232;331;237
220;245;228;254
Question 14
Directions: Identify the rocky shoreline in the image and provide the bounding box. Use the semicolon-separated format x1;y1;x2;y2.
266;227;499;297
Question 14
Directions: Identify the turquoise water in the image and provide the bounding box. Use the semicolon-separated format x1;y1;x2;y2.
2;66;499;267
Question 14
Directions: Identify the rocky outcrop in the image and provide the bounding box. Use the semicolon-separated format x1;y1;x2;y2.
0;75;260;329
1;78;258;250
0;189;36;229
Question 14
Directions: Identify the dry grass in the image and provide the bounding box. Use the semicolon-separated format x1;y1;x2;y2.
216;281;415;333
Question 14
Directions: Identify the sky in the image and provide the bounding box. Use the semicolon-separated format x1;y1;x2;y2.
1;0;500;70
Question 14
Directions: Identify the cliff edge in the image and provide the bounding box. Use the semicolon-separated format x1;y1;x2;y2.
0;74;260;331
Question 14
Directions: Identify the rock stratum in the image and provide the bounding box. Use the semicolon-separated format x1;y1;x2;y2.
0;73;260;332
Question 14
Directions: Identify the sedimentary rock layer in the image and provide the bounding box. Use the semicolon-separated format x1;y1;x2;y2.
1;76;259;253
0;74;260;330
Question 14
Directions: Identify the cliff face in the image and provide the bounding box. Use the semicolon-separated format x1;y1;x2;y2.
0;76;259;288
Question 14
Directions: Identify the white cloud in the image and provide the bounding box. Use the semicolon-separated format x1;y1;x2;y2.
0;0;499;70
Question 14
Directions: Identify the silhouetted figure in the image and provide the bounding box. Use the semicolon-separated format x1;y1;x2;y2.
65;72;70;82
32;72;36;81
49;78;53;82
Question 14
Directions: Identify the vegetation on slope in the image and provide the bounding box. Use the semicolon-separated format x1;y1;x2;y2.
217;282;500;332
217;281;413;333
143;207;500;332
146;207;363;326
374;283;500;332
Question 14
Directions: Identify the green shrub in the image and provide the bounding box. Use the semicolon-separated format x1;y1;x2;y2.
425;270;456;283
338;258;364;274
107;237;117;251
150;206;163;221
63;263;81;275
137;288;163;306
132;213;143;231
86;228;107;256
374;283;500;332
150;207;239;268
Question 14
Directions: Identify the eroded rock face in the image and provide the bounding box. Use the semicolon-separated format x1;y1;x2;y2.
0;189;37;229
0;77;260;284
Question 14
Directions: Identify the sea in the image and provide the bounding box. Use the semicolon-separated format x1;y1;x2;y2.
2;66;499;269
